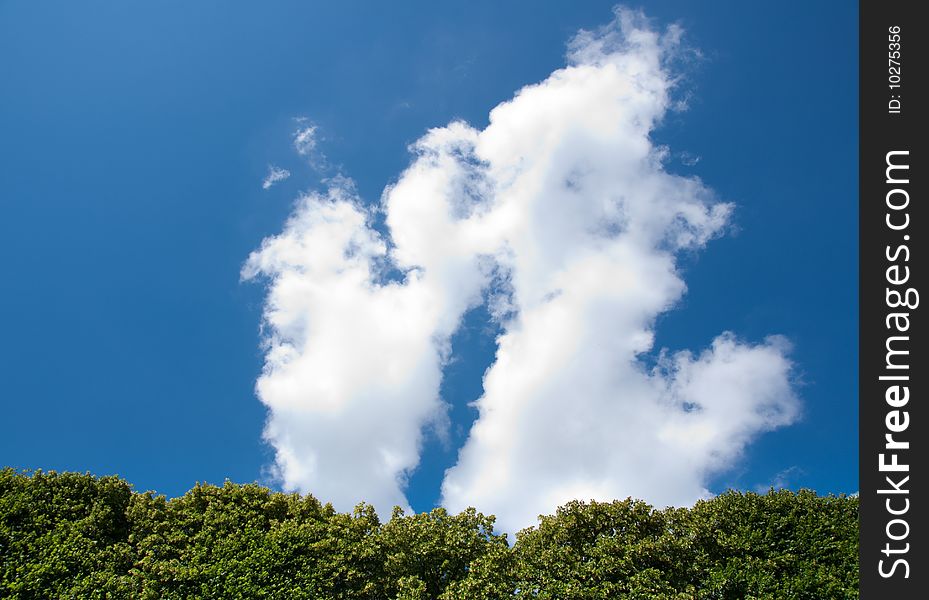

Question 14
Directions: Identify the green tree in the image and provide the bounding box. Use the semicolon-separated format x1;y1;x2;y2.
0;469;859;599
378;506;511;599
0;468;134;598
685;489;858;599
513;498;696;599
128;481;383;599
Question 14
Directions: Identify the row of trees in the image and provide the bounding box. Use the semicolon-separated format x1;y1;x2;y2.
0;468;858;598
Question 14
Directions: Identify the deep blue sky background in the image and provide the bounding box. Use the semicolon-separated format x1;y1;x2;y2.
0;1;857;511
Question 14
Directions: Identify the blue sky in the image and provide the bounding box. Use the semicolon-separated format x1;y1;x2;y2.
0;1;857;526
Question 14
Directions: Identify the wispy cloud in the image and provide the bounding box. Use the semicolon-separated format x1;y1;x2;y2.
293;123;318;156
291;120;330;172
680;151;701;166
244;7;799;531
754;466;805;493
262;165;291;189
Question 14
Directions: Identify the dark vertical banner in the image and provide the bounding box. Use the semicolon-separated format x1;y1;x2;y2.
860;1;925;596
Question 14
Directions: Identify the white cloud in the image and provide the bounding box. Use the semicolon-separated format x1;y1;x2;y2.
262;165;291;189
680;151;701;166
244;182;451;512
293;123;318;157
292;121;330;171
245;7;799;530
754;466;804;493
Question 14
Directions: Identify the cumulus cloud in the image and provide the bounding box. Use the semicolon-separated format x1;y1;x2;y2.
242;171;488;512
262;165;291;189
244;7;799;530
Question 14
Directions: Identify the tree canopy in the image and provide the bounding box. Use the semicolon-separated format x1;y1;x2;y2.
0;468;857;598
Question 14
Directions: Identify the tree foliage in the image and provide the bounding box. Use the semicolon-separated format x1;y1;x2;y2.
0;469;857;598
